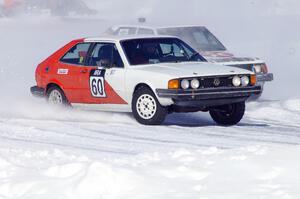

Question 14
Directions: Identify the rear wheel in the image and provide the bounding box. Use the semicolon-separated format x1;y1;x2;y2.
209;102;245;126
132;86;167;125
47;86;68;106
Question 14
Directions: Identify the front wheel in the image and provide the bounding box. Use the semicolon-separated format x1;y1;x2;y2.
209;102;245;126
132;87;167;125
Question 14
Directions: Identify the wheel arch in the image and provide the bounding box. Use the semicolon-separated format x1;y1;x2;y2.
132;82;173;107
133;83;153;93
46;83;63;93
46;78;64;93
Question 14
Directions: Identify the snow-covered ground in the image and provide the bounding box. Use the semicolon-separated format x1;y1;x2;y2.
0;98;300;199
0;0;300;197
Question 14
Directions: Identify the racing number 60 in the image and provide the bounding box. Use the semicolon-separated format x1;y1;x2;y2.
90;76;106;98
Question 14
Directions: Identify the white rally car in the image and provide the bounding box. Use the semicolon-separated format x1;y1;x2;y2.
106;25;273;99
31;35;261;126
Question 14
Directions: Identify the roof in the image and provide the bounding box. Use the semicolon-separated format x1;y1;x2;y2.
84;34;179;42
109;24;206;31
155;25;206;29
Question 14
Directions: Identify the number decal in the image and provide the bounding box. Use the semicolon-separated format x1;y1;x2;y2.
90;69;106;98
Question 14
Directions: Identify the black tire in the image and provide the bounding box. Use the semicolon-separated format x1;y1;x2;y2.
132;86;168;125
46;86;69;106
209;102;245;126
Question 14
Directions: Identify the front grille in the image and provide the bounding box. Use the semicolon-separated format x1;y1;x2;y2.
181;75;251;89
200;76;233;88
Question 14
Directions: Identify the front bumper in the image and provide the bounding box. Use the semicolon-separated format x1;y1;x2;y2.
30;86;45;97
156;86;262;107
257;73;274;82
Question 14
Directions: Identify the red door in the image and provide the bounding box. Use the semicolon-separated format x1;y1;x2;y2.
54;62;87;103
77;42;127;105
53;42;92;103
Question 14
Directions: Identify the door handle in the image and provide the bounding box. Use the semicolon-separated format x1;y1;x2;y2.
80;69;88;74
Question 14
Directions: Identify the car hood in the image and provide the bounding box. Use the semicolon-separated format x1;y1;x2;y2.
200;50;262;64
133;62;253;79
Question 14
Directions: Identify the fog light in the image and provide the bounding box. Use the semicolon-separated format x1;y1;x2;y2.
181;79;190;89
241;76;250;87
191;79;200;89
232;76;241;87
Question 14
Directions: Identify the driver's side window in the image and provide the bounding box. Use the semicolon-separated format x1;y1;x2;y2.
88;43;124;68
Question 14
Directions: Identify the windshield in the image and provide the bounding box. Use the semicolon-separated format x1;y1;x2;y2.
157;27;226;51
121;38;205;66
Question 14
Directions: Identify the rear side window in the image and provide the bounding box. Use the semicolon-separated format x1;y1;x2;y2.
137;28;155;35
60;43;91;65
117;27;137;36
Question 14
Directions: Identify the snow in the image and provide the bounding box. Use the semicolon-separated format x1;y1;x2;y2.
0;144;299;198
0;97;300;198
0;1;300;198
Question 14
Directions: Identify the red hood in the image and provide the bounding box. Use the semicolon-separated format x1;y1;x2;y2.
200;51;257;63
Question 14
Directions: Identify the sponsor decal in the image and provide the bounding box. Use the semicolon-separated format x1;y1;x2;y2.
201;51;234;58
89;69;106;98
201;51;256;63
57;68;69;75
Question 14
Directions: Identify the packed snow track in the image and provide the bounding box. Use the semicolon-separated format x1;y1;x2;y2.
0;99;300;155
0;98;299;199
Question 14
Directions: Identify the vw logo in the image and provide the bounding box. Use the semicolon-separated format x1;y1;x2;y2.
213;78;221;86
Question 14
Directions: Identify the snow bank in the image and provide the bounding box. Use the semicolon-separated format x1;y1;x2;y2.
247;99;300;127
0;146;299;199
